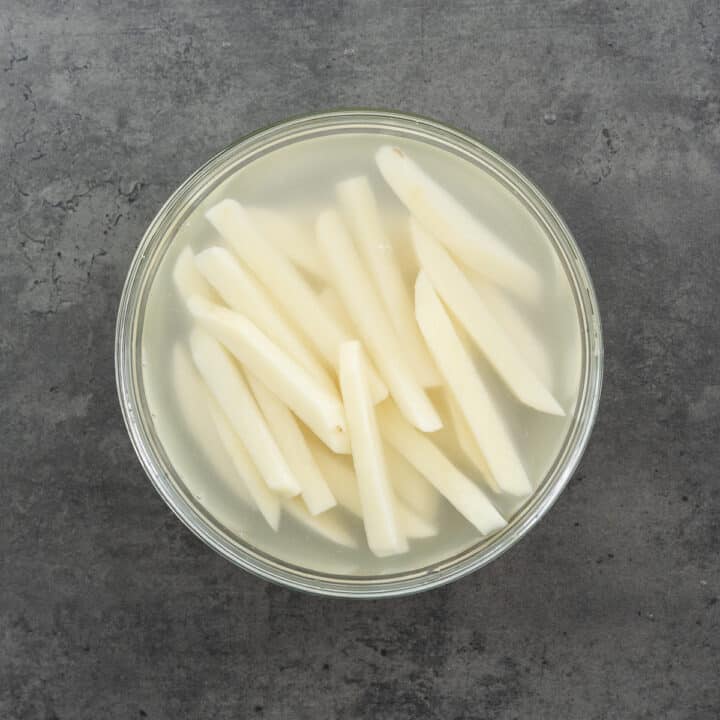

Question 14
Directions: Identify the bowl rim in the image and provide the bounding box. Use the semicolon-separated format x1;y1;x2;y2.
115;109;604;598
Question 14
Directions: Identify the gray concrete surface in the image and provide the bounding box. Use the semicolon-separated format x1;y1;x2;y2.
2;1;719;718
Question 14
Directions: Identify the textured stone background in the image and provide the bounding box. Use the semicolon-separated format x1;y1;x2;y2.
2;1;719;718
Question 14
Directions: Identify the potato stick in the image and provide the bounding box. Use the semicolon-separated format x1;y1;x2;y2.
311;440;437;540
317;209;441;433
317;286;354;337
247;207;325;279
339;341;407;556
171;343;249;503
411;220;564;416
375;145;542;302
283;498;357;548
208;402;280;530
336;176;440;387
172;246;218;301
187;296;350;453
195;246;336;394
415;273;532;496
474;278;553;389
205;198;387;401
189;327;301;497
377;402;507;534
247;374;336;515
385;444;441;520
444;390;500;493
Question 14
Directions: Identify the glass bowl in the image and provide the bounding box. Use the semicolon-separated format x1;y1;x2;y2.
115;110;603;597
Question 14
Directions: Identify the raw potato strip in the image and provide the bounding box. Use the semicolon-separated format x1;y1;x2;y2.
336;176;440;387
385;444;441;520
445;390;500;493
311;440;437;540
339;341;407;556
317;209;442;433
247;374;336;515
208;401;280;530
189;327;301;496
205;199;388;403
171;343;249;504
375;145;542;302
283;499;357;548
378;402;507;534
474;278;553;389
173;246;217;301
195;246;335;393
187;296;349;453
247;207;325;279
411;220;564;416
415;273;531;496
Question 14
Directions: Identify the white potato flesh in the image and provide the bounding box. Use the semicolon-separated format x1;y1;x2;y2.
445;390;500;493
411;220;564;416
189;327;301;497
195;246;335;393
377;401;507;535
205;199;388;402
339;341;408;556
283;498;357;549
415;272;532;496
317;286;354;336
248;374;336;515
208;402;280;530
310;440;437;540
317;209;441;433
247;207;325;279
172;246;217;301
336;176;440;387
375;145;542;302
187;296;350;453
474;277;553;389
171;343;249;504
385;444;441;520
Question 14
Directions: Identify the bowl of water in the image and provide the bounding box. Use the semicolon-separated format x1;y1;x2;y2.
115;110;603;597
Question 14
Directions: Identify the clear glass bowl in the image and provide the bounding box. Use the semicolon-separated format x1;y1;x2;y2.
115;110;603;597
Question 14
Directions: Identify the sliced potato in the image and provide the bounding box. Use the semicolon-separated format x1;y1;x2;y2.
339;341;407;556
189;327;301;497
248;374;336;515
377;401;507;534
187;296;349;453
375;145;542;302
195;246;335;393
336;176;440;387
172;246;217;301
385;443;441;520
205;198;388;403
317;209;441;433
411;220;564;416
283;498;357;548
415;272;531;496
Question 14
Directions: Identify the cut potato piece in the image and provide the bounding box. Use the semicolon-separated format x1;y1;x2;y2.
336;176;440;387
445;390;500;493
411;220;564;416
171;343;249;503
189;327;301;496
195;246;335;393
415;272;532;496
205;198;387;403
376;145;542;302
247;207;325;279
248;374;336;515
385;444;441;520
208;401;280;530
283;498;357;548
317;286;354;338
377;401;507;534
172;246;217;302
339;341;407;556
311;440;436;540
188;297;349;453
317;209;441;433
